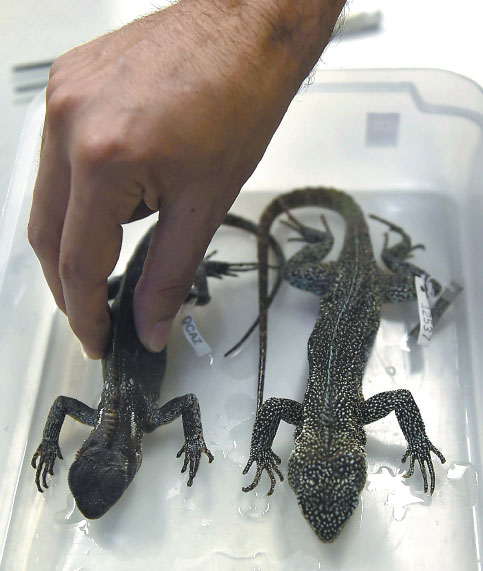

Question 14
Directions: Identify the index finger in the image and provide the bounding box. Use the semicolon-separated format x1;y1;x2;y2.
59;173;126;358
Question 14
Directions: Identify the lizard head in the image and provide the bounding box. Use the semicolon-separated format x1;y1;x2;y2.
68;433;141;519
288;445;367;542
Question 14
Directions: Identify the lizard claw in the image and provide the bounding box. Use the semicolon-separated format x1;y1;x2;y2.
401;438;445;495
177;436;214;487
31;441;63;493
242;448;284;496
204;260;257;279
281;215;331;245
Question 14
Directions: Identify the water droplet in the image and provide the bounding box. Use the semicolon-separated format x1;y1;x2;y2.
181;498;196;512
78;520;90;537
237;493;270;521
447;462;478;507
447;462;471;480
367;466;425;521
386;366;396;376
165;481;181;500
54;495;81;525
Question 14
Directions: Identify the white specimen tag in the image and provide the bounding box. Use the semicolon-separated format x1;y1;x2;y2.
415;276;433;346
182;315;212;357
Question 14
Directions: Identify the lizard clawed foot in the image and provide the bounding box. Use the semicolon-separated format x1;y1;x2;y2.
185;257;258;305
369;214;407;236
370;214;426;261
281;209;333;245
401;438;446;495
242;448;284;496
31;441;63;493
177;436;214;487
205;260;258;278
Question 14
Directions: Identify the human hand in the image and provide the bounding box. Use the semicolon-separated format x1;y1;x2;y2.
28;0;345;358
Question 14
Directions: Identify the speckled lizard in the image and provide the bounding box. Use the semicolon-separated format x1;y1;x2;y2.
242;187;446;542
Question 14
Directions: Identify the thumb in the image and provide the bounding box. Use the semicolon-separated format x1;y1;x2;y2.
134;200;218;352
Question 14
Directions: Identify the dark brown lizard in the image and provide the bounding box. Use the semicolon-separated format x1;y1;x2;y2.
31;213;283;519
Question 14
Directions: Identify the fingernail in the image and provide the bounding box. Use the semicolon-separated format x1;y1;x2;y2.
80;324;110;360
143;319;173;353
81;343;103;360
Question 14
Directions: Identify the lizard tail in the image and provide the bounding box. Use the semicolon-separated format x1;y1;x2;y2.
221;213;285;358
256;187;363;411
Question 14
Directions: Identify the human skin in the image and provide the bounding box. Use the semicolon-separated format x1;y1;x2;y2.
28;0;346;358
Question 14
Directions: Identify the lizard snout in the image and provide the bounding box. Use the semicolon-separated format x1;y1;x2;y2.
68;448;130;519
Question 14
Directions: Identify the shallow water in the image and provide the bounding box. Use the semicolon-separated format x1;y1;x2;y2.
1;190;477;571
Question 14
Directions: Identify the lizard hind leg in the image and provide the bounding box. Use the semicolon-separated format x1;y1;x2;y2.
280;200;334;249
382;230;425;260
370;214;441;301
369;213;425;263
188;255;258;306
279;207;337;297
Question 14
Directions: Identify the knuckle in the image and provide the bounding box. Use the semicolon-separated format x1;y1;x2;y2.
74;130;125;166
27;221;41;252
68;309;105;340
72;115;136;169
138;275;193;316
48;54;67;80
48;60;59;80
28;222;55;259
45;83;78;123
58;251;84;287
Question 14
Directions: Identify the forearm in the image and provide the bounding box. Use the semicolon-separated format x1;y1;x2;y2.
148;0;346;187
187;0;345;75
238;0;346;86
211;0;346;125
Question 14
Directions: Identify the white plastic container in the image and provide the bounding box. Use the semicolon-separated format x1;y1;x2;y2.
0;69;481;570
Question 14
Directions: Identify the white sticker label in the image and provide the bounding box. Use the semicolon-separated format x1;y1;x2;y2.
182;315;212;357
415;275;433;346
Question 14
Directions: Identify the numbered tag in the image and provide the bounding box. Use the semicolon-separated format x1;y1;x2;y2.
415;276;433;346
409;279;463;341
182;315;212;357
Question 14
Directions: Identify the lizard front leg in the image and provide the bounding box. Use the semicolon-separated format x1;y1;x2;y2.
31;397;98;492
148;394;214;486
362;389;445;494
243;397;303;495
